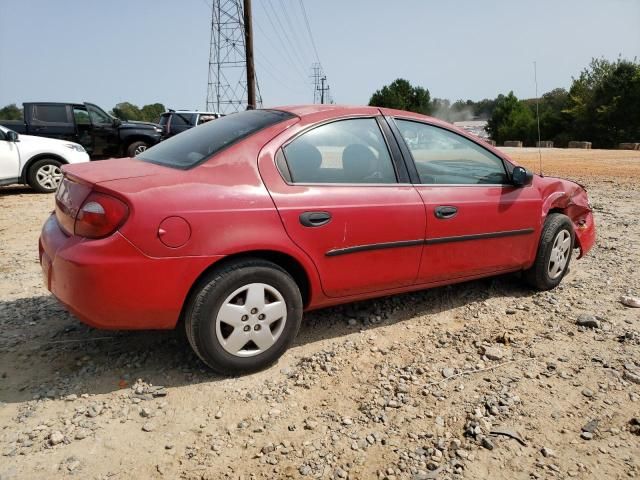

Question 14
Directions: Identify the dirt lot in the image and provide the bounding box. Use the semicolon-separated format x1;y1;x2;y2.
0;149;639;480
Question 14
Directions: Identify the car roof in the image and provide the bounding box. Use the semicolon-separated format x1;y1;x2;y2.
166;110;222;115
275;104;442;124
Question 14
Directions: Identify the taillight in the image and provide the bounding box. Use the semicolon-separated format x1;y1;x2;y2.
75;192;129;239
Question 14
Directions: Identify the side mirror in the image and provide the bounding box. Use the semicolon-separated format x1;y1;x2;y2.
512;166;533;186
112;118;122;127
6;130;19;142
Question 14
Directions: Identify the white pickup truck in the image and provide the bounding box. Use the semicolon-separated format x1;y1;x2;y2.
0;125;89;192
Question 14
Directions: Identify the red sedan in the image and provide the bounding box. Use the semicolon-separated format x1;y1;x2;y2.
39;105;596;373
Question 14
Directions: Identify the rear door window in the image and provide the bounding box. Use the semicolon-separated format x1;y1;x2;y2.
31;105;72;125
281;118;397;184
138;109;294;169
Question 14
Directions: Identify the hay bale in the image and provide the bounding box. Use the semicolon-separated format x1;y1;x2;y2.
483;139;497;146
618;142;640;150
503;140;523;147
536;140;554;148
568;141;591;149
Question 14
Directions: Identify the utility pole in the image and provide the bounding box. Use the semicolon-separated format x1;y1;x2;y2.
311;63;331;104
243;0;256;109
320;76;326;104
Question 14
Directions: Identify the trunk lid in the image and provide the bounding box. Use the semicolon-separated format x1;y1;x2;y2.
62;157;169;184
56;158;174;235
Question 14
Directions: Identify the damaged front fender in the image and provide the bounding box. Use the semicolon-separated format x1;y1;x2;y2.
539;177;596;258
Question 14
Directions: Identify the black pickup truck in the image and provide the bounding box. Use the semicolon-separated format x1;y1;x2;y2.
0;102;162;158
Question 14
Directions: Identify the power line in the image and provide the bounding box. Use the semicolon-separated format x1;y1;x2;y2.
264;0;308;68
277;0;315;66
257;2;310;83
253;13;309;85
298;0;322;65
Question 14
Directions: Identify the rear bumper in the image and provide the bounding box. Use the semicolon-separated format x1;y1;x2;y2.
574;211;596;258
39;214;220;330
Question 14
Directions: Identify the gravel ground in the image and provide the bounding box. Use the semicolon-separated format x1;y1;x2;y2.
0;149;639;480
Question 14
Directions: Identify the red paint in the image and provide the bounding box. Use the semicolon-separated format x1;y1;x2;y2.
158;216;191;248
39;105;596;331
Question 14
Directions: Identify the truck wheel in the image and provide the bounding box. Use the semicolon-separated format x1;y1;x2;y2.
184;259;303;375
27;159;63;193
127;141;149;157
523;213;575;290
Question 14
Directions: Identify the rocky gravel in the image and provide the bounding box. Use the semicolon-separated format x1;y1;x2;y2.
0;154;639;479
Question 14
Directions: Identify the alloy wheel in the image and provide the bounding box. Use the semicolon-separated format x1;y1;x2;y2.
134;145;147;155
548;229;571;279
215;283;287;357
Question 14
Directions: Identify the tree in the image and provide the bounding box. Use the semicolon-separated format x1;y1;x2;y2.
0;104;23;120
584;59;640;147
112;102;142;121
565;57;640;147
486;92;536;145
368;79;432;115
472;98;499;120
523;88;572;146
140;103;165;123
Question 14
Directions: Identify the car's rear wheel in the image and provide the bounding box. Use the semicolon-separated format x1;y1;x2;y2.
127;141;149;157
184;259;303;374
27;158;63;193
524;213;574;290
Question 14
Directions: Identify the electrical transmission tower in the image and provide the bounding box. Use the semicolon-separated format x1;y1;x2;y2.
206;0;261;113
311;62;332;104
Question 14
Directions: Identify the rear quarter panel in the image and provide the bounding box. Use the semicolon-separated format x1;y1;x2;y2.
101;118;325;305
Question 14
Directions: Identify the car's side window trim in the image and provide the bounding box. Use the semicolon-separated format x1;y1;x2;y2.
376;116;410;183
278;116;403;186
390;117;514;185
383;116;421;184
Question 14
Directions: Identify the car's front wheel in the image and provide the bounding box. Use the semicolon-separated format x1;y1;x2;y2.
27;158;63;193
524;213;575;290
184;259;303;374
126;141;149;157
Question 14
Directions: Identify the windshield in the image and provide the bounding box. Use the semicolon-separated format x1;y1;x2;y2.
137;109;294;169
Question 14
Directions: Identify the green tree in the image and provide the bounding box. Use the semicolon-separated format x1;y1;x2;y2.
140;103;165;123
111;102;142;121
565;57;640;147
486;92;536;145
525;88;572;146
368;78;432;115
0;103;23;120
472;98;499;120
587;60;640;146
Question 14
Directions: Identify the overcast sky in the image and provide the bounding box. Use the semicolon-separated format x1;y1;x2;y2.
1;0;638;112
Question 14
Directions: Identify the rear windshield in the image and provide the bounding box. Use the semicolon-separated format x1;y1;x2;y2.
138;109;294;169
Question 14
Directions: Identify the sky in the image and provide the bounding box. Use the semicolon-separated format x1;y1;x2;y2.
0;0;638;113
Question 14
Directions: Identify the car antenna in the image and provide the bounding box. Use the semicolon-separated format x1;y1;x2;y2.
534;61;543;177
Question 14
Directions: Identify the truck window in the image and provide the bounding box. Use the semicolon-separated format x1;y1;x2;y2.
32;105;71;124
73;107;91;125
86;104;112;125
171;113;196;127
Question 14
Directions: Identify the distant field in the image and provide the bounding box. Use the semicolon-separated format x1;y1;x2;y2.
501;147;640;182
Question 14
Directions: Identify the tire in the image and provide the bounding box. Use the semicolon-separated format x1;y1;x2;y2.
524;213;575;290
27;158;63;193
126;141;149;157
184;259;303;374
